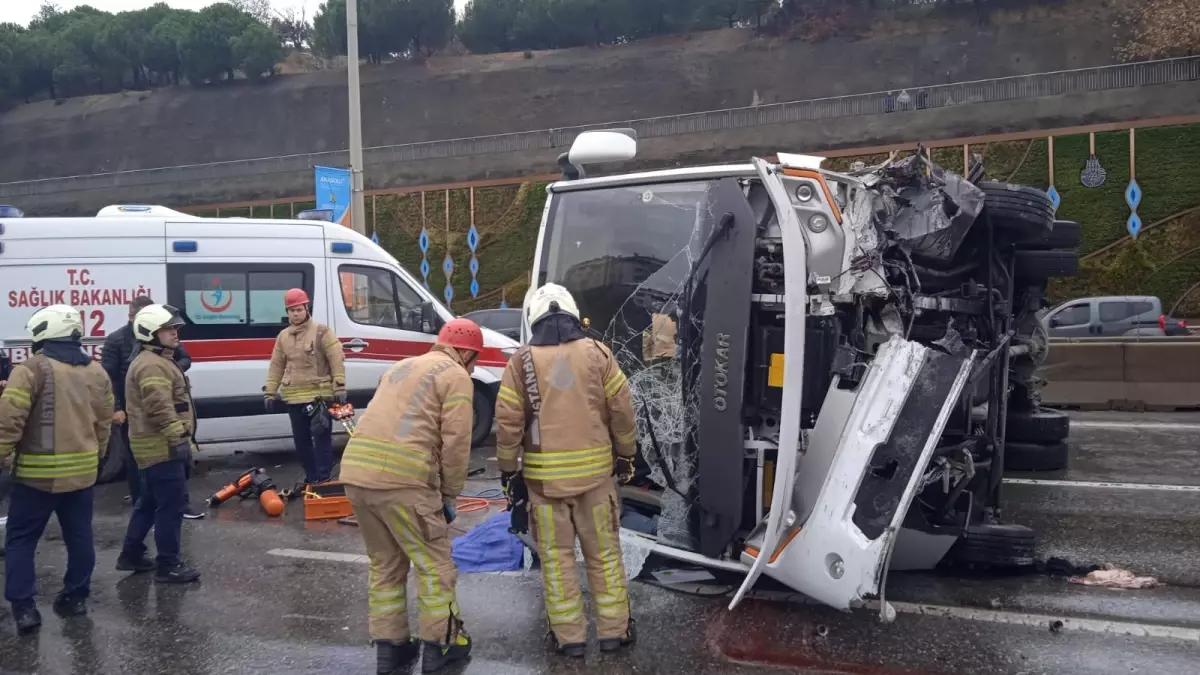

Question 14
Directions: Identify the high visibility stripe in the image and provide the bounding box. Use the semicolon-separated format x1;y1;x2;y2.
593;502;623;593
389;504;451;624
342;438;431;481
341;452;429;483
524;458;611;481
498;386;522;406
164;420;186;437
140;376;173;390
545;596;584;624
370;600;407;616
522;445;612;465
16;452;99;479
443;394;472;410
536;504;562;603
0;442;15;452
614;427;638;446
604;371;627;399
595;594;628;618
1;387;31;408
496;444;520;460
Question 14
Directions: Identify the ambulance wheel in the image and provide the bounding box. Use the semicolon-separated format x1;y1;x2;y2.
472;384;496;449
97;430;127;484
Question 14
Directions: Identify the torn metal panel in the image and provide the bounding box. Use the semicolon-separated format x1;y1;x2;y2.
741;336;973;614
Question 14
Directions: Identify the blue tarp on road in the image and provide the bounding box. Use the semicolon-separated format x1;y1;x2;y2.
451;510;524;573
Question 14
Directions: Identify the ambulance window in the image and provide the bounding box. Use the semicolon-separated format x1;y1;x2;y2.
339;265;424;331
249;271;305;324
167;262;314;340
183;273;248;325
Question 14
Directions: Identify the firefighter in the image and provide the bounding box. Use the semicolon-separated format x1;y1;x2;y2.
495;283;639;657
340;318;481;674
0;305;113;634
116;304;201;584
263;288;345;486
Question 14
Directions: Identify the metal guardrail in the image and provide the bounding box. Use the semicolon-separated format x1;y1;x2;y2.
2;56;1199;199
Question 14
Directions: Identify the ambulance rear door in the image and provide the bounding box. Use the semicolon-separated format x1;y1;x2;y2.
0;217;166;363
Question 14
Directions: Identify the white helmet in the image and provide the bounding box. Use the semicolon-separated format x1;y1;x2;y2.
27;305;83;342
133;304;185;343
526;283;580;325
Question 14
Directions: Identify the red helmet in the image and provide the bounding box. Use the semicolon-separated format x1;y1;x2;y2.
284;288;310;309
437;318;484;353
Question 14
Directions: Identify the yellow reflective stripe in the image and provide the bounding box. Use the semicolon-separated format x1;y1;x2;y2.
443;393;472;410
496;444;520;461
524;458;612;481
604;371;627;399
536;504;562;602
497;386;522;406
369;586;408;616
2;387;32;408
545;596;584;624
140;376;173;389
614;427;638;446
341;452;429;482
164;420;186;437
105;391;115;406
593;502;622;594
522;445;612;466
390;504;457;624
0;442;15;453
15;451;97;466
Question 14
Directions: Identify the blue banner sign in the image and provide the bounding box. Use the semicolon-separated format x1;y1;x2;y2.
314;166;352;227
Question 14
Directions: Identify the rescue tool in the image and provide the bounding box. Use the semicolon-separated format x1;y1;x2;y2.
207;468;285;517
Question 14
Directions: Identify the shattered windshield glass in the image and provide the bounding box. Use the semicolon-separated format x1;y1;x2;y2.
538;180;719;547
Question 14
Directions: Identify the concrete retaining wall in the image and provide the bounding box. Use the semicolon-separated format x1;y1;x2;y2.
1040;338;1200;410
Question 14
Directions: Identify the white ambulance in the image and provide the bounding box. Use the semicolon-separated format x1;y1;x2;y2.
0;205;518;481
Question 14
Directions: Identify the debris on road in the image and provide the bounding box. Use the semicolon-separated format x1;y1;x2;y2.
1069;564;1161;589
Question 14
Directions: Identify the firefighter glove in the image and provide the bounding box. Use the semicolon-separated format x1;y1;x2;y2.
615;456;635;485
442;496;457;524
264;396;275;413
333;391;347;405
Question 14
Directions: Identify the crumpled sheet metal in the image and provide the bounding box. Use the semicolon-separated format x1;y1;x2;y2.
1068;564;1161;589
879;152;986;264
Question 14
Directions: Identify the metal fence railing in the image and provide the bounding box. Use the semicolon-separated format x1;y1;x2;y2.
2;55;1198;200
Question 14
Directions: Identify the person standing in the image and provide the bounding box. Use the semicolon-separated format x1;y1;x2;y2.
0;305;113;634
102;295;201;519
116;304;200;584
263;288;346;486
495;284;639;658
340;319;481;674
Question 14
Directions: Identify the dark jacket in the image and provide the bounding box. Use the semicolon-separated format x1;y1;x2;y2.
102;322;191;412
0;349;11;384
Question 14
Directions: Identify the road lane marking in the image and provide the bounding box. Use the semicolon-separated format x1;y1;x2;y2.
882;601;1200;642
1003;478;1200;492
1070;420;1200;432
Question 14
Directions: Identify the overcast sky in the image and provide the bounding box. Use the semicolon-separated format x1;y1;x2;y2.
1;0;472;28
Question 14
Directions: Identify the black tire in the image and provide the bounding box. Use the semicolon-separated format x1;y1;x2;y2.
1005;441;1069;472
97;426;127;484
980;204;1055;241
948;523;1036;568
1019;220;1082;251
1006;406;1070;443
1013;249;1079;280
471;384;496;449
978;181;1053;206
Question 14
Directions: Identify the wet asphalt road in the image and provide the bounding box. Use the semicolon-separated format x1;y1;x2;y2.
1;411;1199;674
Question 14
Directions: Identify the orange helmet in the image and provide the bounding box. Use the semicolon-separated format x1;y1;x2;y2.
437;318;484;353
284;288;310;309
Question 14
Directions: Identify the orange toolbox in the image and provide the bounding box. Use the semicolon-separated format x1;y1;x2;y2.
303;481;354;521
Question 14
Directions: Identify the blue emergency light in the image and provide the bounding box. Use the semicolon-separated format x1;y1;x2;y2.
0;205;23;218
297;209;335;222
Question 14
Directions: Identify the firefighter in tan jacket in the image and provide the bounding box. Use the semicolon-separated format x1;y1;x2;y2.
495;284;639;658
263;288;345;485
340;318;482;675
117;304;201;585
0;305;113;634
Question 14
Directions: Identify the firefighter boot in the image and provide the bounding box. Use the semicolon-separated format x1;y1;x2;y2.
421;634;471;673
115;553;157;573
13;605;42;635
375;639;420;674
599;617;637;653
52;593;87;618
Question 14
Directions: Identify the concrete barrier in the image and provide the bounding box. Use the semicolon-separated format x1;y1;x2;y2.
1039;339;1200;410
